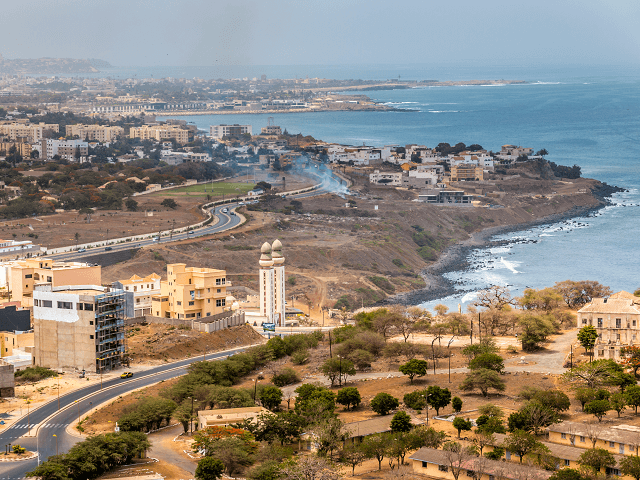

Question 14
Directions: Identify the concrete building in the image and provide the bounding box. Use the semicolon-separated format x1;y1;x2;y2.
450;164;484;182
369;170;402;186
129;125;189;144
113;273;161;318
33;285;126;373
261;125;282;135
495;144;534;162
403;169;439;188
0;238;41;258
3;258;101;308
0;303;31;332
258;240;286;326
64;124;124;142
418;190;473;204
0;122;58;143
0;359;14;397
1;330;33;357
577;291;640;360
151;264;228;320
0;142;33;157
39;139;89;161
209;124;252;140
197;407;269;429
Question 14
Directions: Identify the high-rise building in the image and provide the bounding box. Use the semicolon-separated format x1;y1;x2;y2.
258;241;286;325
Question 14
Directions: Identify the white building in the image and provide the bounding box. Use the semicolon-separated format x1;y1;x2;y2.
258;240;286;326
113;273;161;318
369;171;403;186
209;124;252;140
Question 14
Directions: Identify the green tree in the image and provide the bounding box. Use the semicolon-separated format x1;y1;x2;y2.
452;417;472;438
532;390;571;412
459;368;506;397
578;448;615;475
518;313;557;351
370;392;399;416
125;198;138;211
390;411;413;433
161;198;178;209
577;325;598;357
548;468;588;480
174;399;197;433
563;359;620;389
403;390;426;410
452;396;463;413
405;426;446;449
361;433;388;470
252;411;304;445
259;386;283;411
574;387;596;411
426;385;452;415
462;338;499;362
195;457;225;480
584;399;610;422
620;455;640;480
469;353;504;373
399;359;428;384
501;429;546;463
336;387;361;411
610;392;627;417
626;385;640;414
340;442;369;475
321;357;355;387
25;462;69;480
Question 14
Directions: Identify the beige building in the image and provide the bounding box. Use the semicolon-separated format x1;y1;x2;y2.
130;125;189;144
450;164;484;182
577;291;640;360
197;407;269;429
0;122;58;143
1;330;34;357
65;124;124;142
5;258;101;308
34;285;126;373
152;264;228;320
114;273;161;317
210;124;252;139
0;142;33;157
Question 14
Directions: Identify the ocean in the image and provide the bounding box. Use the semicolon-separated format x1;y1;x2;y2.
155;65;640;312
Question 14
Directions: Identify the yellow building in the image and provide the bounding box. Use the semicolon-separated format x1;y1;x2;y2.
0;122;58;143
451;164;484;182
197;407;269;429
151;264;228;320
64;124;124;142
6;258;101;308
114;273;161;317
1;331;34;356
129;125;189;144
0;142;33;157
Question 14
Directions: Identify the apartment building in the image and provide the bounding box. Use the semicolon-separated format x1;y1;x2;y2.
450;164;484;182
495;144;534;162
369;170;402;186
38;139;89;161
577;291;640;360
151;264;229;320
3;258;101;308
64;124;124;142
0;122;59;143
129;125;189;144
209;124;252;140
33;285;125;373
0;142;33;157
261;125;282;135
113;273;161;318
1;330;33;357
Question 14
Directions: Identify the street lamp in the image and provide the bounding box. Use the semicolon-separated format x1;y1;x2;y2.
57;374;60;410
96;357;104;389
53;434;58;456
26;400;31;430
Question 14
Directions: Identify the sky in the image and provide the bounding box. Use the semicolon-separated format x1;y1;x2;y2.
2;0;640;68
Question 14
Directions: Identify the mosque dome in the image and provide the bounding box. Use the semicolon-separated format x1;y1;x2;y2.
259;242;274;267
272;239;285;265
272;239;282;251
261;242;272;254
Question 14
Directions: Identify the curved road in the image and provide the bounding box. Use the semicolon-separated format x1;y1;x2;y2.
0;345;254;479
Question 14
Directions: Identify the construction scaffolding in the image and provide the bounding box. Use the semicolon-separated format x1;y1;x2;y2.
95;290;125;373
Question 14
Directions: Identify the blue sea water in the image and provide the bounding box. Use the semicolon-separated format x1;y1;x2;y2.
157;66;640;311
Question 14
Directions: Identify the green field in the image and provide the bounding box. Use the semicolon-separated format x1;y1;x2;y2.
157;182;256;197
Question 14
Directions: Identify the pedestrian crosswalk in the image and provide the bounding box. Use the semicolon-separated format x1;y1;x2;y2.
5;423;67;430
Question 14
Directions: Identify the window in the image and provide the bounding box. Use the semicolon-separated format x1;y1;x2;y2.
188;301;194;306
505;451;511;460
216;299;226;307
561;433;567;439
421;461;428;468
57;301;72;309
206;312;210;317
466;470;475;477
177;301;182;306
47;276;52;282
438;465;448;472
89;321;93;325
580;436;585;443
216;278;221;285
42;300;52;308
90;335;94;339
598;318;603;327
582;318;587;325
84;303;93;311
208;299;211;303
616;318;622;328
25;274;32;279
217;288;221;293
634;320;637;327
610;441;615;448
565;459;570;466
617;333;621;341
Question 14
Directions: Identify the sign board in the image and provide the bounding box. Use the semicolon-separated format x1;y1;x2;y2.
263;323;276;332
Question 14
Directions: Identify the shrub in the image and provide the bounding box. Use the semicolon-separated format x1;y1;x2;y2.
15;366;57;382
371;392;399;415
383;342;428;358
369;276;395;293
335;331;386;357
347;349;374;370
271;368;300;387
404;390;427;410
291;350;309;365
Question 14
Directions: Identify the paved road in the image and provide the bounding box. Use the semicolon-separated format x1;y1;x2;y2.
148;425;196;477
0;345;255;480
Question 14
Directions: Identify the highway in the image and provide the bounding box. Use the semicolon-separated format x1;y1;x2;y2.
0;345;254;480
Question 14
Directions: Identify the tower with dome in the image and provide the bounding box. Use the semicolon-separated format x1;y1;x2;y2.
258;240;286;326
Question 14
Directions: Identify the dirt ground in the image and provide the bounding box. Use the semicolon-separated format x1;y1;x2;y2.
125;323;265;364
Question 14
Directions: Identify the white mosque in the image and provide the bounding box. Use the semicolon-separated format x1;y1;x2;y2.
258;239;286;326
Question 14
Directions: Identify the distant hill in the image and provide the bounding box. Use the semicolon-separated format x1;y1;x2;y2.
0;54;112;74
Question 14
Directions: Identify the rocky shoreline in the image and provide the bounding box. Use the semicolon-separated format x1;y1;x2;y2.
388;183;626;306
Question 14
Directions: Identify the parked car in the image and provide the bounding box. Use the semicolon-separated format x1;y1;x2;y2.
78;248;86;253
105;247;113;251
120;372;133;378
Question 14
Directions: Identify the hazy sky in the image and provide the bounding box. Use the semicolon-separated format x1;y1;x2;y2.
3;0;640;67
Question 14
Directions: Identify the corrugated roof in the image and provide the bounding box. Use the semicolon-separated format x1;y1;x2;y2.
547;421;640;445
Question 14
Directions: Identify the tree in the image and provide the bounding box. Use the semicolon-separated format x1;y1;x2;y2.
518;287;563;311
502;430;546;463
125;198;138;211
370;392;399;416
574;387;596;411
398;359;428;384
536;149;549;157
626;385;640;414
553;280;612;308
361;433;387;470
563;359;620;389
584;399;610;422
161;198;178;209
474;286;514;312
426;385;451;415
195;457;225;480
280;455;339;480
340;442;368;475
312;418;344;458
610;392;627;417
532;390;571;413
462;338;499;362
476;415;506;435
473;431;495;456
452;417;472;438
336;387;361;411
460;368;506;397
321;357;355;387
252;411;304;446
577;325;598;358
621;345;640;377
390;411;413;433
405;426;446;449
518;401;559;435
259;386;283;411
442;442;472;480
578;448;615;475
518;313;557;351
469;353;504;373
452;396;463;413
620;455;640;480
548;469;588;480
403;390;426;410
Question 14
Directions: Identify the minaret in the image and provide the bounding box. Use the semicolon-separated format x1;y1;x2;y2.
272;239;286;326
258;242;275;323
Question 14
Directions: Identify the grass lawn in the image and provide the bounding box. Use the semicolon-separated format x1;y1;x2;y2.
156;181;256;197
